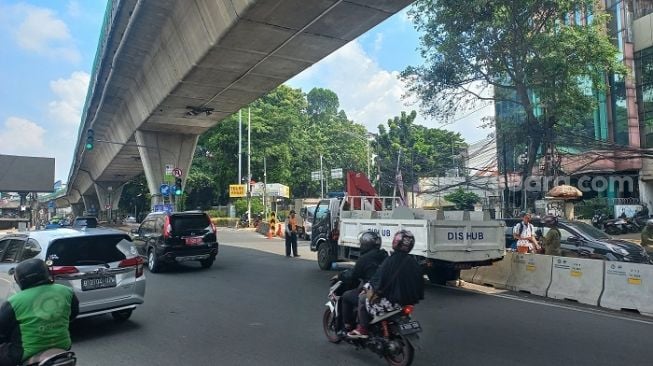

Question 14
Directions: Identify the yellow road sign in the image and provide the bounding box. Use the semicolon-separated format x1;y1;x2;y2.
229;184;247;197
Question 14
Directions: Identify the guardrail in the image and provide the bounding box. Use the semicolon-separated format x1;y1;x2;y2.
461;253;653;317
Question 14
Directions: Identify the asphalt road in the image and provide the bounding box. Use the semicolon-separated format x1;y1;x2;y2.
70;229;652;366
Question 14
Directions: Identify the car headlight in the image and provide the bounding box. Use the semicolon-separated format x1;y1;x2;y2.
605;244;629;256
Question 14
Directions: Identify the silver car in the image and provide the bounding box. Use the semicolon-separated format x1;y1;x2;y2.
0;227;145;321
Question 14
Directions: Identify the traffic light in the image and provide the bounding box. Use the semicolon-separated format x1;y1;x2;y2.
85;129;94;150
174;178;182;196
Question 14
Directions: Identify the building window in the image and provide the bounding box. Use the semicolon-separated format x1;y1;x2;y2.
636;47;653;147
634;0;653;19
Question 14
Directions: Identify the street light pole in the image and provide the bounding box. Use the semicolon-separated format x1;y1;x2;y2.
320;154;324;199
247;107;252;227
238;109;242;184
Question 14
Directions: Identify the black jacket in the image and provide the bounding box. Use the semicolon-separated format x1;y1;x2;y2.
371;252;424;306
338;248;388;286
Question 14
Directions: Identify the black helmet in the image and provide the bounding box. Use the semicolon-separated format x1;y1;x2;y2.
392;230;415;253
359;230;382;254
14;258;52;290
542;215;558;226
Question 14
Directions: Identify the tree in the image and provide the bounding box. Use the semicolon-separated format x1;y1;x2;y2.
444;187;480;210
402;0;627;207
374;111;465;195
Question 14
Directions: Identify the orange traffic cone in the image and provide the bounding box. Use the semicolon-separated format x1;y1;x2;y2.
267;223;273;239
277;223;283;237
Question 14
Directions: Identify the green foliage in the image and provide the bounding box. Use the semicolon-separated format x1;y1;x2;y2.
234;197;264;216
575;197;609;219
403;0;627;178
374;111;465;195
444;188;480;210
118;175;149;219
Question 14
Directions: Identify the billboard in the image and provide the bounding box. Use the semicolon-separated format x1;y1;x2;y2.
0;155;55;192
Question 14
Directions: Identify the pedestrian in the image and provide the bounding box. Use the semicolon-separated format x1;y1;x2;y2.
513;213;539;253
641;219;653;256
285;210;300;257
541;215;561;256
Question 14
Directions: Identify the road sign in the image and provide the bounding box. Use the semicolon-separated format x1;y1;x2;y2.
173;168;183;178
311;171;322;181
165;164;173;176
331;168;343;179
154;204;174;213
229;184;247;197
160;184;170;196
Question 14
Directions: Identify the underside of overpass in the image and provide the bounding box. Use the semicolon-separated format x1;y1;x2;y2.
66;0;414;212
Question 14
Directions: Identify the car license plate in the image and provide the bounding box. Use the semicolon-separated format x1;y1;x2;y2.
184;236;203;245
399;320;422;335
81;276;117;291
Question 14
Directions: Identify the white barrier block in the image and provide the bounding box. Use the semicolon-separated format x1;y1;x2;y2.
460;268;477;283
600;262;653;317
506;254;553;296
547;257;604;305
472;252;513;289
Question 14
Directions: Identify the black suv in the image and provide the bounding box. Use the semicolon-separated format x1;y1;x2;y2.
132;211;218;272
500;218;651;263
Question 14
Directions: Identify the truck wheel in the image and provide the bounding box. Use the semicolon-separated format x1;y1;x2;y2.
318;243;336;270
427;267;460;285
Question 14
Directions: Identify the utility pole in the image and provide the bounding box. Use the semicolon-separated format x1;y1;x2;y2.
263;155;267;217
238;109;242;184
366;137;371;179
392;149;402;200
320;154;324;199
247;107;252;227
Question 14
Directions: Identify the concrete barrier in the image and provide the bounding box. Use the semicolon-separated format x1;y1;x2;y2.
472;252;514;288
460;268;477;283
547;257;604;305
599;262;653;316
506;253;553;296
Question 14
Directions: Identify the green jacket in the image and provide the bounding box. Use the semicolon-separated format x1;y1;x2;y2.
0;283;78;363
641;226;653;249
543;228;561;256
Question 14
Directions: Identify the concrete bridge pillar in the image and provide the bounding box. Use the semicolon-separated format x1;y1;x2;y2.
71;203;85;217
81;194;100;217
95;182;125;222
134;131;199;209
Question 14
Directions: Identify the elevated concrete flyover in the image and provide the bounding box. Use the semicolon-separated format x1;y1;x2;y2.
66;0;414;212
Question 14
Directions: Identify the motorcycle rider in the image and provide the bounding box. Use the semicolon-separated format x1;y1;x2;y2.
641;219;653;256
541;215;562;256
348;230;424;338
331;230;388;335
0;258;79;366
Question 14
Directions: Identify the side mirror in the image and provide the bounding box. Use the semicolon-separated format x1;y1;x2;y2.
567;236;580;243
131;228;139;235
8;268;15;276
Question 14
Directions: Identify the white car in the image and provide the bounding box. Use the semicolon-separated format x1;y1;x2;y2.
0;227;145;321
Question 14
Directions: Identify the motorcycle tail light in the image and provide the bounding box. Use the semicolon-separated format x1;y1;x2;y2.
402;305;414;315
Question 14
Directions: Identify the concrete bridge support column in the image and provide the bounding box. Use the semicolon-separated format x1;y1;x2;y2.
134;131;199;209
95;182;125;223
81;195;100;217
71;203;85;217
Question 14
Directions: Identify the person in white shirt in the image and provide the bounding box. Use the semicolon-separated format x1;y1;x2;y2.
512;213;540;253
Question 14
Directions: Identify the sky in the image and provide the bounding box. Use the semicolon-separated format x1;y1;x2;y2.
0;1;493;183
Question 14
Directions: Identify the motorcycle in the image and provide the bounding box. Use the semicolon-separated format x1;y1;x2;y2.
322;280;421;366
21;348;76;366
592;211;608;229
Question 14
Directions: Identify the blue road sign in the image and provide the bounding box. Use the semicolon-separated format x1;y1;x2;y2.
154;204;174;213
160;184;170;196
